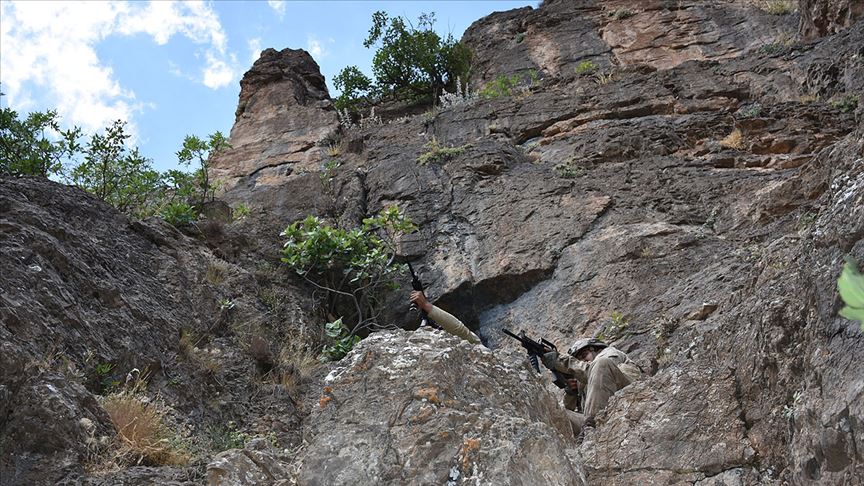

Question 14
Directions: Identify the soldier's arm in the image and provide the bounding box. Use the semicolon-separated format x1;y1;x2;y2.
427;305;482;345
554;354;589;384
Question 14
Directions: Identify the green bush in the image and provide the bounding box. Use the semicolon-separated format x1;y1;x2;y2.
0;104;80;177
336;11;471;111
320;318;361;361
575;60;598;74
176;132;230;211
69;120;164;218
838;257;864;330
417;137;467;165
831;94;860;114
281;206;417;339
333;66;374;113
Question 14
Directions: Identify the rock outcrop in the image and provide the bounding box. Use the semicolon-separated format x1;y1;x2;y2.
0;177;309;484
297;329;582;486
3;0;863;485
209;48;339;219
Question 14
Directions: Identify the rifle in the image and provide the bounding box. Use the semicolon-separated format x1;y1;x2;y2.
501;328;581;411
407;262;439;329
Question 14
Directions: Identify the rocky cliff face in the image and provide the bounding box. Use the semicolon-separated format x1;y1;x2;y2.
2;0;862;485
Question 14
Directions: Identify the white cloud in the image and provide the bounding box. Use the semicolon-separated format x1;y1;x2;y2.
0;0;237;136
248;37;263;65
267;1;285;19
203;51;237;89
307;35;330;59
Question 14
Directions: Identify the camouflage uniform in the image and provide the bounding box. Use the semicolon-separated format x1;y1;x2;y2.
547;345;641;434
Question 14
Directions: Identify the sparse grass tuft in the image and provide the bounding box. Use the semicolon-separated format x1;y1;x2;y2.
278;344;318;398
553;161;583;178
593;71;614;85
205;259;229;285
610;8;634;20
831;94;860;113
231;203;250;221
719;128;746;150
102;392;188;466
799;93;819;104
755;0;796;15
417;137;468;165
575;60;598;74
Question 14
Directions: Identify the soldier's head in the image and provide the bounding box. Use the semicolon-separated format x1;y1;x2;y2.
568;338;608;363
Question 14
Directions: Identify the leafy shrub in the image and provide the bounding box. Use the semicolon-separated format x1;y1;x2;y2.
575;60;598;74
554;162;583;179
838;257;864;330
417;137;468;165
336;11;472;110
333;66;374;113
0;105;80;177
281;206;417;337
232;202;251;221
176;132;230;211
479;74;521;99
479;70;538;99
320;317;361;361
738;103;763;119
831;94;860;113
610;8;635;20
160;201;197;226
69;120;164;218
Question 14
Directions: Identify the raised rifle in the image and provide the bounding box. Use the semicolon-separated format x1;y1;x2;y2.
407;262;439;329
501;328;581;410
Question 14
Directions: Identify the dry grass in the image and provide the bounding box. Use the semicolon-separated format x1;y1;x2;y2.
204;259;229;285
719;128;746;150
102;392;188;466
754;0;796;15
278;344;318;398
799;93;819;104
326;143;342;157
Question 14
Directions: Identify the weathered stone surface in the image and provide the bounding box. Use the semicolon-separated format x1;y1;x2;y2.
0;177;309;484
207;438;291;486
297;329;583;486
209;48;339;199
581;366;755;484
461;0;798;89
799;0;864;40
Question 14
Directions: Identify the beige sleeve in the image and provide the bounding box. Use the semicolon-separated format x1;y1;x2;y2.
555;354;589;384
427;305;482;345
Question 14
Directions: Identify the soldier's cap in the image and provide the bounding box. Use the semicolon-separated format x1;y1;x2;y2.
567;337;608;357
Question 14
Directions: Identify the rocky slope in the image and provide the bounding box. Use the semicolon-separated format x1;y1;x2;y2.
2;0;863;485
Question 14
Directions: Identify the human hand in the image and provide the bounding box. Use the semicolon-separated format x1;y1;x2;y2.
409;290;432;313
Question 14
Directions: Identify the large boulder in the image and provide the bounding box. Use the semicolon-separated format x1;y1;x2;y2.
296;329;583;485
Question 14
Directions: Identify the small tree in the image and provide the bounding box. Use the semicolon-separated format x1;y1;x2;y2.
335;11;471;111
175;132;230;211
333;66;374;113
0;105;80;177
365;11;471;103
68;120;163;218
281;206;417;357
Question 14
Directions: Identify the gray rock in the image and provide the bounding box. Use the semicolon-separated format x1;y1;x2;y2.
296;329;583;486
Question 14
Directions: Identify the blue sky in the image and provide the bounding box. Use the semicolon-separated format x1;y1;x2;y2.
1;1;534;172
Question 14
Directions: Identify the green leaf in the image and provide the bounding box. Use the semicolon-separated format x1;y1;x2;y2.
838;256;864;329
